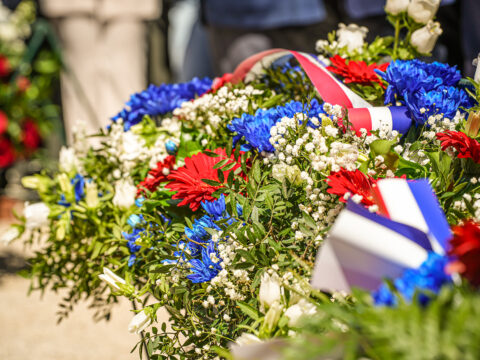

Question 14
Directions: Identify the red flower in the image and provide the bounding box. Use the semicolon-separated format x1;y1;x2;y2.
137;155;176;196
326;168;377;206
0;110;8;135
0;137;15;168
0;55;11;77
327;55;389;88
447;220;480;286
209;73;233;93
436;130;480;163
166;148;244;211
21;119;41;151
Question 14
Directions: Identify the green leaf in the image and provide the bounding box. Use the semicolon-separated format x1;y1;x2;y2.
213;159;230;169
212;346;234;360
236;301;260;320
202;179;222;186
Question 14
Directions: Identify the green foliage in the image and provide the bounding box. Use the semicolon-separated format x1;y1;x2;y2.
284;286;480;360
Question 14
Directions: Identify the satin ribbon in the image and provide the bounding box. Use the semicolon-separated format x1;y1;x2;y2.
230;49;413;135
311;179;451;293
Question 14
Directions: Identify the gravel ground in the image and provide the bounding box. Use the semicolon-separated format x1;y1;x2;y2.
0;221;140;360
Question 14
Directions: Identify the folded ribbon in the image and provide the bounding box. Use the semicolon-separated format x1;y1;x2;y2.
311;179;450;293
230;49;413;135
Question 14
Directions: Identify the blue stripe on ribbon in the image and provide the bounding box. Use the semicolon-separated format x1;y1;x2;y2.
346;201;433;252
389;106;412;135
407;180;452;252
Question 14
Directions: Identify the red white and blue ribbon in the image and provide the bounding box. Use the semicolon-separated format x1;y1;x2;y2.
373;178;451;253
311;179;450;293
230;49;413;135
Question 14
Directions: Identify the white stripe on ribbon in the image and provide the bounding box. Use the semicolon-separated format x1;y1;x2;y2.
376;179;430;233
311;208;429;293
375;178;448;254
294;52;372;108
367;107;393;133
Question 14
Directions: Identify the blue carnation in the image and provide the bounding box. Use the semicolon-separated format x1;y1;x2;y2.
228;99;325;153
112;77;212;131
420;61;461;86
404;86;471;125
201;194;227;220
377;60;462;105
187;241;222;283
185;215;219;244
373;252;451;306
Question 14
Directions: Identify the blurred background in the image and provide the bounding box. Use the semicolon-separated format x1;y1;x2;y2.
0;0;478;358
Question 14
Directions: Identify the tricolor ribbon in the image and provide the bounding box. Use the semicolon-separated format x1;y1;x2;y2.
311;179;451;293
230;49;413;135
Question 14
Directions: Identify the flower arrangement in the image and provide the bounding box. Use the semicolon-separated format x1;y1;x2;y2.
6;2;480;359
0;1;60;171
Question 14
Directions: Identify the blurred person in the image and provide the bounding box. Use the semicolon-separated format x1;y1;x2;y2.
39;0;161;144
461;0;480;77
201;0;337;75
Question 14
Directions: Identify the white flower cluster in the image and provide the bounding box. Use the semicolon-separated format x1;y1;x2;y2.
104;120;180;177
173;85;264;135
452;191;480;222
208;233;251;301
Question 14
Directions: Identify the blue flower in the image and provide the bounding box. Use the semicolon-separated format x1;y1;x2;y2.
404;86;471;125
127;214;145;228
123;228;144;267
184;215;219;256
128;254;137;267
373;252;451;306
417;61;462;87
377;60;462;105
228;99;325;153
112;77;212;131
161;241;186;265
72;174;85;202
58;194;71;208
135;197;145;208
58;174;85;207
377;60;442;104
201;194;227;220
187;241;222;283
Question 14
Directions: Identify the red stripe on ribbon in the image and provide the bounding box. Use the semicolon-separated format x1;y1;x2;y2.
230;49;285;83
347;108;372;135
289;51;353;108
231;49;354;108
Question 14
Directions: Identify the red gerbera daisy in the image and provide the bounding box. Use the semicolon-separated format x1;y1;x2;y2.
327;55;389;89
166;148;244;211
137;155;176;196
326;168;377;206
0;137;15;168
436;130;480;163
447;220;480;286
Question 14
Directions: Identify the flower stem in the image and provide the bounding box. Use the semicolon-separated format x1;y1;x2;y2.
393;17;401;60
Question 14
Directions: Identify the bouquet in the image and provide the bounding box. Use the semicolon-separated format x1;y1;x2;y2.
6;1;480;359
0;0;60;171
